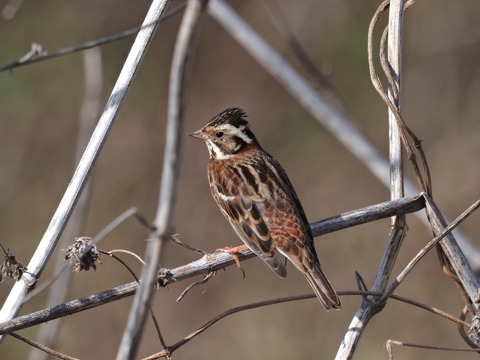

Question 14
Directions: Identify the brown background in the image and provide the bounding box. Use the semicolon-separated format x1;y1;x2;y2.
0;1;479;359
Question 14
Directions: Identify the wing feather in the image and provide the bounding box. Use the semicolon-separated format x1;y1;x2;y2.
210;161;287;278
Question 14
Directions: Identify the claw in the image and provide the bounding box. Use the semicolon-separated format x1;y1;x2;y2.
215;245;247;279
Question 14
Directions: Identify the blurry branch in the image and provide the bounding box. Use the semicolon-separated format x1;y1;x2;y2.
0;3;186;73
206;0;480;272
0;0;168;336
1;0;25;20
117;1;209;359
29;47;103;360
260;0;339;101
101;250;164;354
0;195;425;335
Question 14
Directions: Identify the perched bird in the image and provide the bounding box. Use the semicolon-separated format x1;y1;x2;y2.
189;108;341;309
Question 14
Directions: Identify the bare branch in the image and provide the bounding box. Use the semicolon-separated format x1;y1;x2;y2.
176;272;216;302
0;3;186;73
0;196;425;336
29;47;103;360
424;197;480;309
311;195;424;237
382;198;480;301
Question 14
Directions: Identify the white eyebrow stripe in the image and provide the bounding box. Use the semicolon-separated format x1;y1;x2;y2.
218;124;252;144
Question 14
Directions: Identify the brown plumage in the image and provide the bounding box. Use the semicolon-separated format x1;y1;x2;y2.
189;108;341;309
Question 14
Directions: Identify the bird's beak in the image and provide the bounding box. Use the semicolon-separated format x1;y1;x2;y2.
188;129;207;140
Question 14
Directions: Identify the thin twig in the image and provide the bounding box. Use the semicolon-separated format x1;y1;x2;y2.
9;332;79;360
169;234;207;255
0;286;470;346
107;249;146;265
0;3;186;73
102;251;167;350
176;271;216;302
143;290;471;359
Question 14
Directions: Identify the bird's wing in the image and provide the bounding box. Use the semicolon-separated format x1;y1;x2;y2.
215;189;287;278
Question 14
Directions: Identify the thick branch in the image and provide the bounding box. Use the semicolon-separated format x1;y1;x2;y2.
0;196;425;335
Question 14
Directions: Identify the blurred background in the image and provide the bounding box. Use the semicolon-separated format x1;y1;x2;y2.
0;0;479;359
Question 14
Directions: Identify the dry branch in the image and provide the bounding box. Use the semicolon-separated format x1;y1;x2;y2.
29;47;103;360
2;290;472;359
0;195;424;335
382;199;480;302
0;4;186;73
424;197;480;309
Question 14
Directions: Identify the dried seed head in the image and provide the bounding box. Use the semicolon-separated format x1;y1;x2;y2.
64;237;101;272
0;244;26;283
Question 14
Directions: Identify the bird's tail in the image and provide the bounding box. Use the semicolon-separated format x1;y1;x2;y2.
304;265;341;310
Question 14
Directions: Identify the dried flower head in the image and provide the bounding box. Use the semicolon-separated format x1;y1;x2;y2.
0;244;26;283
64;237;101;272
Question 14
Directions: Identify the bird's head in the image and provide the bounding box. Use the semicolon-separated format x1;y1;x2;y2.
189;108;257;160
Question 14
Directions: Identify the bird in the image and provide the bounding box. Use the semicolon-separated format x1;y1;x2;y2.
189;108;341;310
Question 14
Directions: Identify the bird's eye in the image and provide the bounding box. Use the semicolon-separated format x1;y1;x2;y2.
215;131;224;138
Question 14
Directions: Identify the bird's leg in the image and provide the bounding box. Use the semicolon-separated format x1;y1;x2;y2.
215;244;247;279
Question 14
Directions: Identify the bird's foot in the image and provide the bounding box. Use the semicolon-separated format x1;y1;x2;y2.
215;245;247;279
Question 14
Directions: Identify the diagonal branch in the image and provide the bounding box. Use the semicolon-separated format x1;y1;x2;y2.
0;3;186;73
0;0;169;340
0;195;425;336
